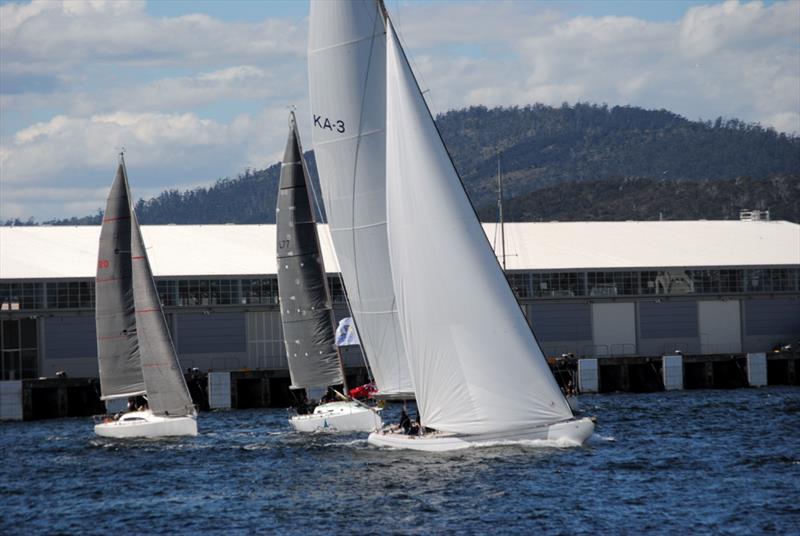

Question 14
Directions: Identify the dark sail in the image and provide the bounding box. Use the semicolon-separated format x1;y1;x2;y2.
131;208;195;417
95;162;146;400
277;113;345;390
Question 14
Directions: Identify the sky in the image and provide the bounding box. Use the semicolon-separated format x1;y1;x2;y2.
1;0;798;222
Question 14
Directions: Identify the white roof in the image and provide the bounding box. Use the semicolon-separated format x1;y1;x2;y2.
1;221;797;280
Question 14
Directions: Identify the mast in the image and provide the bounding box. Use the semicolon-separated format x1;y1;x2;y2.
497;149;506;271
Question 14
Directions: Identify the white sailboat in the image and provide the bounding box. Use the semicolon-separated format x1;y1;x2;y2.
94;156;197;438
308;0;415;400
278;113;382;433
309;1;594;452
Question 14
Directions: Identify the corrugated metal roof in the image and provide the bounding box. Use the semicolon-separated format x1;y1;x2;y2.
1;221;798;280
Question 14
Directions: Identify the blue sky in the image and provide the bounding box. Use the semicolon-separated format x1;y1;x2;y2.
1;0;797;221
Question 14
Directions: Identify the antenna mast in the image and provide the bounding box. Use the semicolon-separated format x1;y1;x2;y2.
497;149;506;271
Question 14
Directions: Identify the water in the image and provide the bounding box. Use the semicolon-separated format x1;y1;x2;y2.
2;387;798;535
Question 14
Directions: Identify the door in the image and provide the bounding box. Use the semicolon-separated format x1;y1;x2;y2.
698;300;741;353
591;302;636;356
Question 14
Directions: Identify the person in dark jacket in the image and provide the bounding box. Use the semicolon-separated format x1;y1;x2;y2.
399;407;411;434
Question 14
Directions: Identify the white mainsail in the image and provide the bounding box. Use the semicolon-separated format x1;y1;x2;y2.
308;0;414;398
385;22;573;434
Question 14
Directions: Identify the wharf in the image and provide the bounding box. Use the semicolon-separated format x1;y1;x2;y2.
1;352;797;421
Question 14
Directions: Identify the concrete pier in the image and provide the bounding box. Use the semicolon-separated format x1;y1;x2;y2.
574;349;797;394
662;355;683;390
2;351;798;421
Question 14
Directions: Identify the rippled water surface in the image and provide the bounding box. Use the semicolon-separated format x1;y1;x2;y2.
2;387;799;535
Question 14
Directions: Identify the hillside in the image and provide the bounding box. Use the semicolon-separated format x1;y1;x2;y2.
7;104;799;226
478;175;800;222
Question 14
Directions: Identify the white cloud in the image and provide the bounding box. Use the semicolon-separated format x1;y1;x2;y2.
0;0;303;74
0;107;298;220
1;0;798;221
399;0;799;133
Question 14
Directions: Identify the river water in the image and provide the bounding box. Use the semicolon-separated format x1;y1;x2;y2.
2;387;798;535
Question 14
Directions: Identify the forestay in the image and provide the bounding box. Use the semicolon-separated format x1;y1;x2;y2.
277;114;345;390
385;22;573;434
95;164;146;400
308;0;414;397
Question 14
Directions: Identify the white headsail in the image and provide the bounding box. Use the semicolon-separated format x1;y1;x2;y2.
385;22;573;434
308;0;414;398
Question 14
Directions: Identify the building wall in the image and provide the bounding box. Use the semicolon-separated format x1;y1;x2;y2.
41;315;99;377
527;303;592;356
742;297;800;352
176;312;249;372
8;275;799;376
246;310;285;370
637;300;701;355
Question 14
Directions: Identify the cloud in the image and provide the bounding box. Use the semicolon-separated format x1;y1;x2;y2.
1;0;798;221
398;1;799;133
0;107;297;220
0;0;304;75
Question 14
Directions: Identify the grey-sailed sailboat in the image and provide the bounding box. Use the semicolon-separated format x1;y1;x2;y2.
94;155;197;438
309;0;594;451
278;113;382;433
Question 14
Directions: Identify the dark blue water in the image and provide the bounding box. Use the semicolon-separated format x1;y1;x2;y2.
2;387;798;535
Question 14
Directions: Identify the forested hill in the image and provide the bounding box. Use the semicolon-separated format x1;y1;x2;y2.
12;103;800;226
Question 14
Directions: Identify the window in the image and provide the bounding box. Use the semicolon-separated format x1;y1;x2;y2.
587;272;638;296
327;277;348;304
531;272;585;298
0;318;38;380
0;283;44;310
507;273;531;298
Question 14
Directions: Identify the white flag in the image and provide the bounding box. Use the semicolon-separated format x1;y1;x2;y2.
335;317;360;347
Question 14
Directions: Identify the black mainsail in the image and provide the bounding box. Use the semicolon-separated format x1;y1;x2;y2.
277;113;345;391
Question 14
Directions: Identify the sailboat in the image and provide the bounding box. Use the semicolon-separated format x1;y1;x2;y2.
94;155;197;438
278;112;382;433
309;0;594;452
308;0;415;401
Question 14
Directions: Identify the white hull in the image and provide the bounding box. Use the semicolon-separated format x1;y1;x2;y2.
290;401;383;433
367;417;595;452
94;410;197;438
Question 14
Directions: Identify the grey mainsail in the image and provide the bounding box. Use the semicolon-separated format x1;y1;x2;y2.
95;163;146;400
277;113;345;390
131;207;195;417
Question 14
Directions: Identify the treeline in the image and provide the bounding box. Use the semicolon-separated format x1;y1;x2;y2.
6;103;798;226
476;174;800;222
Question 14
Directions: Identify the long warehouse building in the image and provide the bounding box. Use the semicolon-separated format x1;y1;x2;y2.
1;220;798;381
